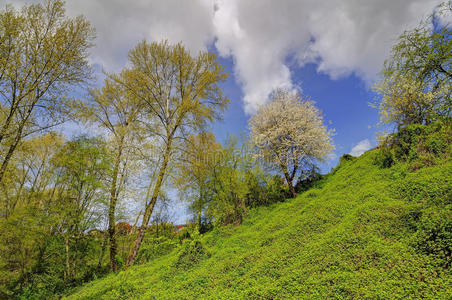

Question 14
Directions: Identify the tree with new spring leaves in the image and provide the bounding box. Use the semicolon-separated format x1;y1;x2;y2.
205;136;253;226
114;40;229;266
85;74;142;272
374;1;451;126
373;74;449;126
249;89;334;198
52;136;110;281
173;132;222;229
0;0;95;183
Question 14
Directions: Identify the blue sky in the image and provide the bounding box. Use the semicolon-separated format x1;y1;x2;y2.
169;55;386;223
212;56;382;173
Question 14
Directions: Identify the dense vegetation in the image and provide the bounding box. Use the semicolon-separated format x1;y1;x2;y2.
0;0;450;298
68;122;452;299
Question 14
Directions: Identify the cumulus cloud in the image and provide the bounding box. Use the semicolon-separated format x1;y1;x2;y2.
350;139;372;157
212;0;443;112
1;0;444;111
62;0;216;72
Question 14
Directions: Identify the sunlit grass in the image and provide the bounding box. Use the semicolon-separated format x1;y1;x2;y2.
68;149;452;299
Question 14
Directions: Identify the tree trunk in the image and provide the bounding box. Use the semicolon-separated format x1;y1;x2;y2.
289;183;296;198
0;89;19;146
0;120;26;183
108;135;125;272
126;136;173;266
284;172;297;198
234;194;243;225
65;236;70;281
97;231;108;272
197;211;202;231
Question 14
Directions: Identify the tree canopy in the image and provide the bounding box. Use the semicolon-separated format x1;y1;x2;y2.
249;89;334;198
0;0;95;182
375;1;451;126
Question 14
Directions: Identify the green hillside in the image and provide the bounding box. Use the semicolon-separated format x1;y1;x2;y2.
68;146;452;299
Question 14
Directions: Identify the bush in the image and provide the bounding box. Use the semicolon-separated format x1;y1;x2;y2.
198;217;214;234
174;239;210;270
374;146;395;168
244;172;288;208
374;121;451;169
339;153;355;162
177;226;193;244
136;236;178;264
265;175;288;204
295;167;322;193
412;206;452;268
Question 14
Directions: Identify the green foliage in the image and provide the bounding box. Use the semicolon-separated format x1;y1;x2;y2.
67;127;452;299
374;1;452;126
244;170;288;208
0;135;111;298
264;174;289;205
339;153;355;163
375;121;451;169
136;236;179;264
374;145;395;168
205;136;289;226
295;166;322;193
175;239;210;270
176;134;289;227
201;136;250;226
412;206;452;268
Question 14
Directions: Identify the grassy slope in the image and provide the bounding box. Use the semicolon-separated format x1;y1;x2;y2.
68;149;452;299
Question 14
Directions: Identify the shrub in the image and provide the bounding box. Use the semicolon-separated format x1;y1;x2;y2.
136;236;178;264
174;240;210;270
295;167;322;193
374;146;395;168
374;121;451;169
265;175;289;204
339;153;355;162
412;206;452;268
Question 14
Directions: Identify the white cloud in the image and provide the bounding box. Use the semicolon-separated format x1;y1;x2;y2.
63;0;216;72
350;139;371;157
1;0;444;112
212;0;442;112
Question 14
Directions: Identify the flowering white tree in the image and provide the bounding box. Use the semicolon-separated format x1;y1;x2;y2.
249;89;334;198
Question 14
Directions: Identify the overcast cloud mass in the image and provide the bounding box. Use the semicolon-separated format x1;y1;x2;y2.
3;0;446;112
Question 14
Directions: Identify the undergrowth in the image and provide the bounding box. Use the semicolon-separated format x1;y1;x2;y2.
67;123;452;299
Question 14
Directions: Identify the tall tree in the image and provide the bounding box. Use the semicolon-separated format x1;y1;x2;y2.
206;136;252;226
0;132;63;218
116;41;229;266
52;136;110;281
249;89;334;198
85;76;141;271
174;132;221;228
374;1;451;126
0;0;95;183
